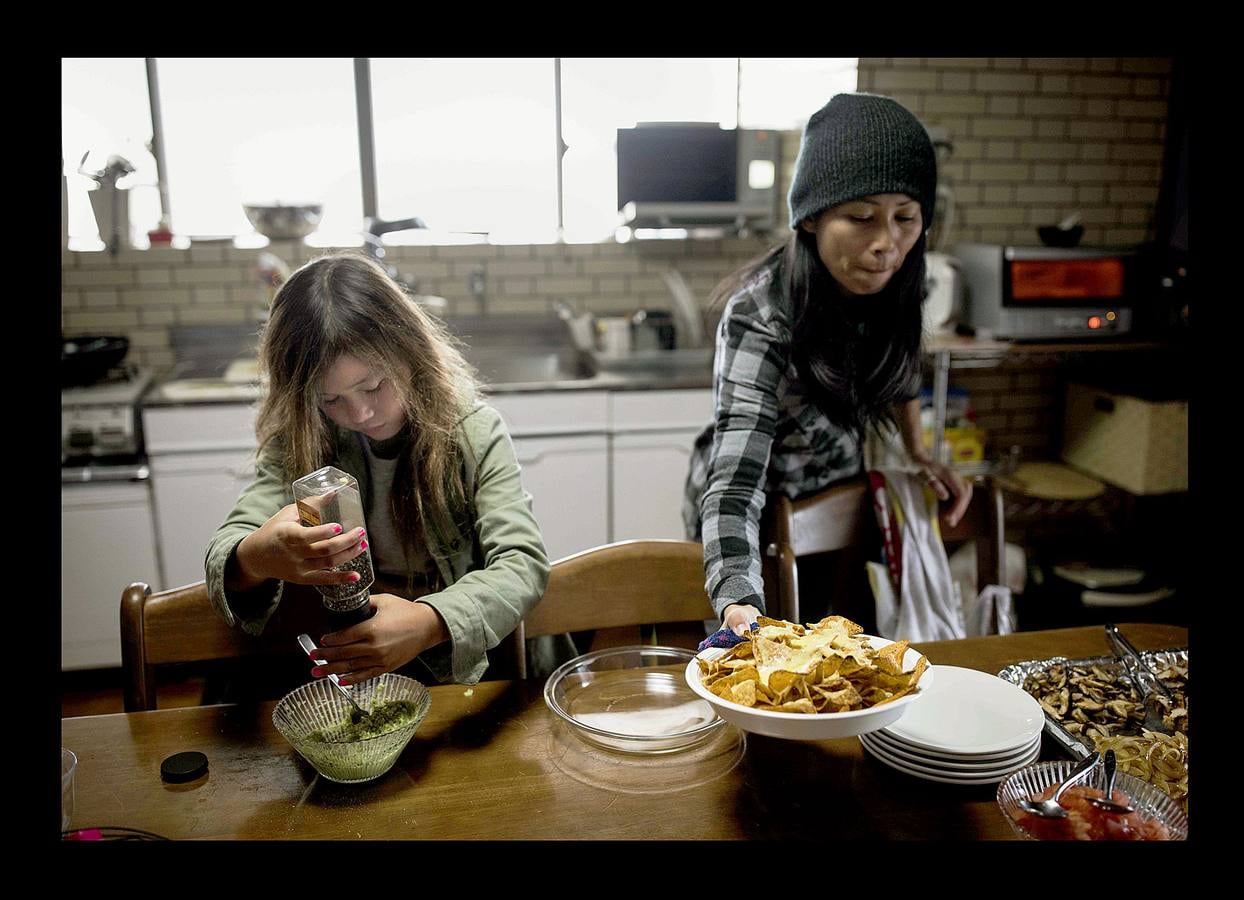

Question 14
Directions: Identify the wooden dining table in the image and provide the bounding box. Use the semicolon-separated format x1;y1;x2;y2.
59;622;1187;840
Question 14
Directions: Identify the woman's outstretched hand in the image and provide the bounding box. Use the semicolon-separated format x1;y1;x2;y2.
230;503;368;591
722;602;762;636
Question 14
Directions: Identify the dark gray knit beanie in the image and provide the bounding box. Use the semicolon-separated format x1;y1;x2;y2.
788;92;937;230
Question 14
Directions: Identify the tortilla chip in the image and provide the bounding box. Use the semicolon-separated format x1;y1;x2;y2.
729;679;759;707
875;640;910;676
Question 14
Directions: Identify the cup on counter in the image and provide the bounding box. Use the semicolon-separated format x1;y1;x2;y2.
595;317;632;357
61;748;77;832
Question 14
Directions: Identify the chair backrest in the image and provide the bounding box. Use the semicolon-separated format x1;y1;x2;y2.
760;474;1005;624
514;539;714;679
120;580;330;711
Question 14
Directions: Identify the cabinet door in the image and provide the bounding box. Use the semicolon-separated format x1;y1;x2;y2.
511;434;608;563
612;429;702;542
61;483;161;670
149;450;257;590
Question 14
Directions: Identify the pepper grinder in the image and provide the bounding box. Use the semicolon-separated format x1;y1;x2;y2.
292;466;376;629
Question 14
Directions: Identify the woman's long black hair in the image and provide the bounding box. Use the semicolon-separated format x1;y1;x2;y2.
709;226;927;436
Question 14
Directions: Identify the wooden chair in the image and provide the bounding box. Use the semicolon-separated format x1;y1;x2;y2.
760;474;1005;625
513;539;716;680
120;580;331;711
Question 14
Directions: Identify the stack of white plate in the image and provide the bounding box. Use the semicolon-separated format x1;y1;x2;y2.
860;665;1045;784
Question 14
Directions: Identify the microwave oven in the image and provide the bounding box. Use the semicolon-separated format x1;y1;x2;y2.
952;243;1136;340
616;124;780;231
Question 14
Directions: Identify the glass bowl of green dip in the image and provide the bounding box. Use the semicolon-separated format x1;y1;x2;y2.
273;673;431;783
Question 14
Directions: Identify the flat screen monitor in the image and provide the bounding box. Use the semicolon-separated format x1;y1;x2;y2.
616;126;738;208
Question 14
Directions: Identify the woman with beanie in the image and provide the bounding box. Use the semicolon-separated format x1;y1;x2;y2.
682;92;972;637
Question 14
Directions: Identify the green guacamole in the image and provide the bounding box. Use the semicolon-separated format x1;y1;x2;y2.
309;699;423;743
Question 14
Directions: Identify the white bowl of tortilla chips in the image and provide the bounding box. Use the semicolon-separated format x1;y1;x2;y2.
685;615;934;741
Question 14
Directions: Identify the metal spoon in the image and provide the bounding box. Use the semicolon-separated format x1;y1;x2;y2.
297;633;367;718
1017;752;1101;818
1087;749;1136;814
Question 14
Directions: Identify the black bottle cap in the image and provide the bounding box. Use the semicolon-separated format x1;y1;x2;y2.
160;751;209;783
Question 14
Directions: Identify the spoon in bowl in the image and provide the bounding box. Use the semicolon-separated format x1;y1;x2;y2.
1017;752;1101;818
1086;749;1136;814
297;633;368;718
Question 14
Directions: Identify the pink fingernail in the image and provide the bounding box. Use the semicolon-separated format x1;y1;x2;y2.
333;524;343;534
350;573;361;583
358;528;366;538
338;678;350;686
311;667;324;677
360;540;368;551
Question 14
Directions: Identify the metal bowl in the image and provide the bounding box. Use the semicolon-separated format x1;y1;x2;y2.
243;203;323;240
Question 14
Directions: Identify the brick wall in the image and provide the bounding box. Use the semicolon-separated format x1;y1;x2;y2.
856;57;1172;248
62;57;1174;461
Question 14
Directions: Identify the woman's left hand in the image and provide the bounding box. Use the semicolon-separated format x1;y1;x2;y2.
312;594;451;685
916;458;973;528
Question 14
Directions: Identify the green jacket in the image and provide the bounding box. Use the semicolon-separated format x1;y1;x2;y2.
204;400;552;684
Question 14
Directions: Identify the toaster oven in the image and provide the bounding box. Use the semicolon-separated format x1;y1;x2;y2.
952;243;1135;340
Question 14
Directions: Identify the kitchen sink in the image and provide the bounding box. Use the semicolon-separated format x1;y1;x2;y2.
156;379;262;401
464;346;593;385
587;347;714;378
445;313;593;386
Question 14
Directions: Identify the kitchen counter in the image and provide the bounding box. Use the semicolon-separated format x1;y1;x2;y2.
143;361;713;407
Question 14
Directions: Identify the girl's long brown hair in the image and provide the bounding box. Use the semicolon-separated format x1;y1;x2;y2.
256;252;479;556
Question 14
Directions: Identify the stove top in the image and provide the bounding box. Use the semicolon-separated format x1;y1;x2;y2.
61;366;155;407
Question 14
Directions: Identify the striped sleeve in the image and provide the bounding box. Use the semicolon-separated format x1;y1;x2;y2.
699;278;790;619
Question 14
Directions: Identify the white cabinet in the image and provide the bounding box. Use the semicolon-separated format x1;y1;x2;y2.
611;430;703;541
511;433;609;563
61;481;161;669
144;403;259;591
148;449;256;590
490;391;610;562
609;389;712;543
135;388;711;594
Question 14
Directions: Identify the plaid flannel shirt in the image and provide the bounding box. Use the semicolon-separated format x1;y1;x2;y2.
683;266;885;620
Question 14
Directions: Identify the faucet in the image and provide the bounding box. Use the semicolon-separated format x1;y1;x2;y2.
361;216;428;293
469;267;487;314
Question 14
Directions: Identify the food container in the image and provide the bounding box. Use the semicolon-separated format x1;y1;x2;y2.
997;648;1187;758
686;635;933;742
997;760;1188;840
997;648;1188;809
544;646;723;754
272;674;429;783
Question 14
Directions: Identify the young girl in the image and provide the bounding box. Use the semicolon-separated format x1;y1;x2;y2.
683;92;973;636
205;252;566;687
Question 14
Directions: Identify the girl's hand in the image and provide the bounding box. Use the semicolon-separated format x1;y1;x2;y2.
312;595;451;685
916;459;973;528
231;503;367;590
722;602;762;636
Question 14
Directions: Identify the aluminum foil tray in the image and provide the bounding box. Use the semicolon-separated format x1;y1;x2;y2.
997;647;1188;760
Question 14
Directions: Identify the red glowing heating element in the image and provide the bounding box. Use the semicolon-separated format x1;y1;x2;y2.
1010;259;1125;300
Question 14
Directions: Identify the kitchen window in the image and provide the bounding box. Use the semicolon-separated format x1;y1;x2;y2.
61;57;857;248
61;57;161;251
156;58;362;244
369;58;560;245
